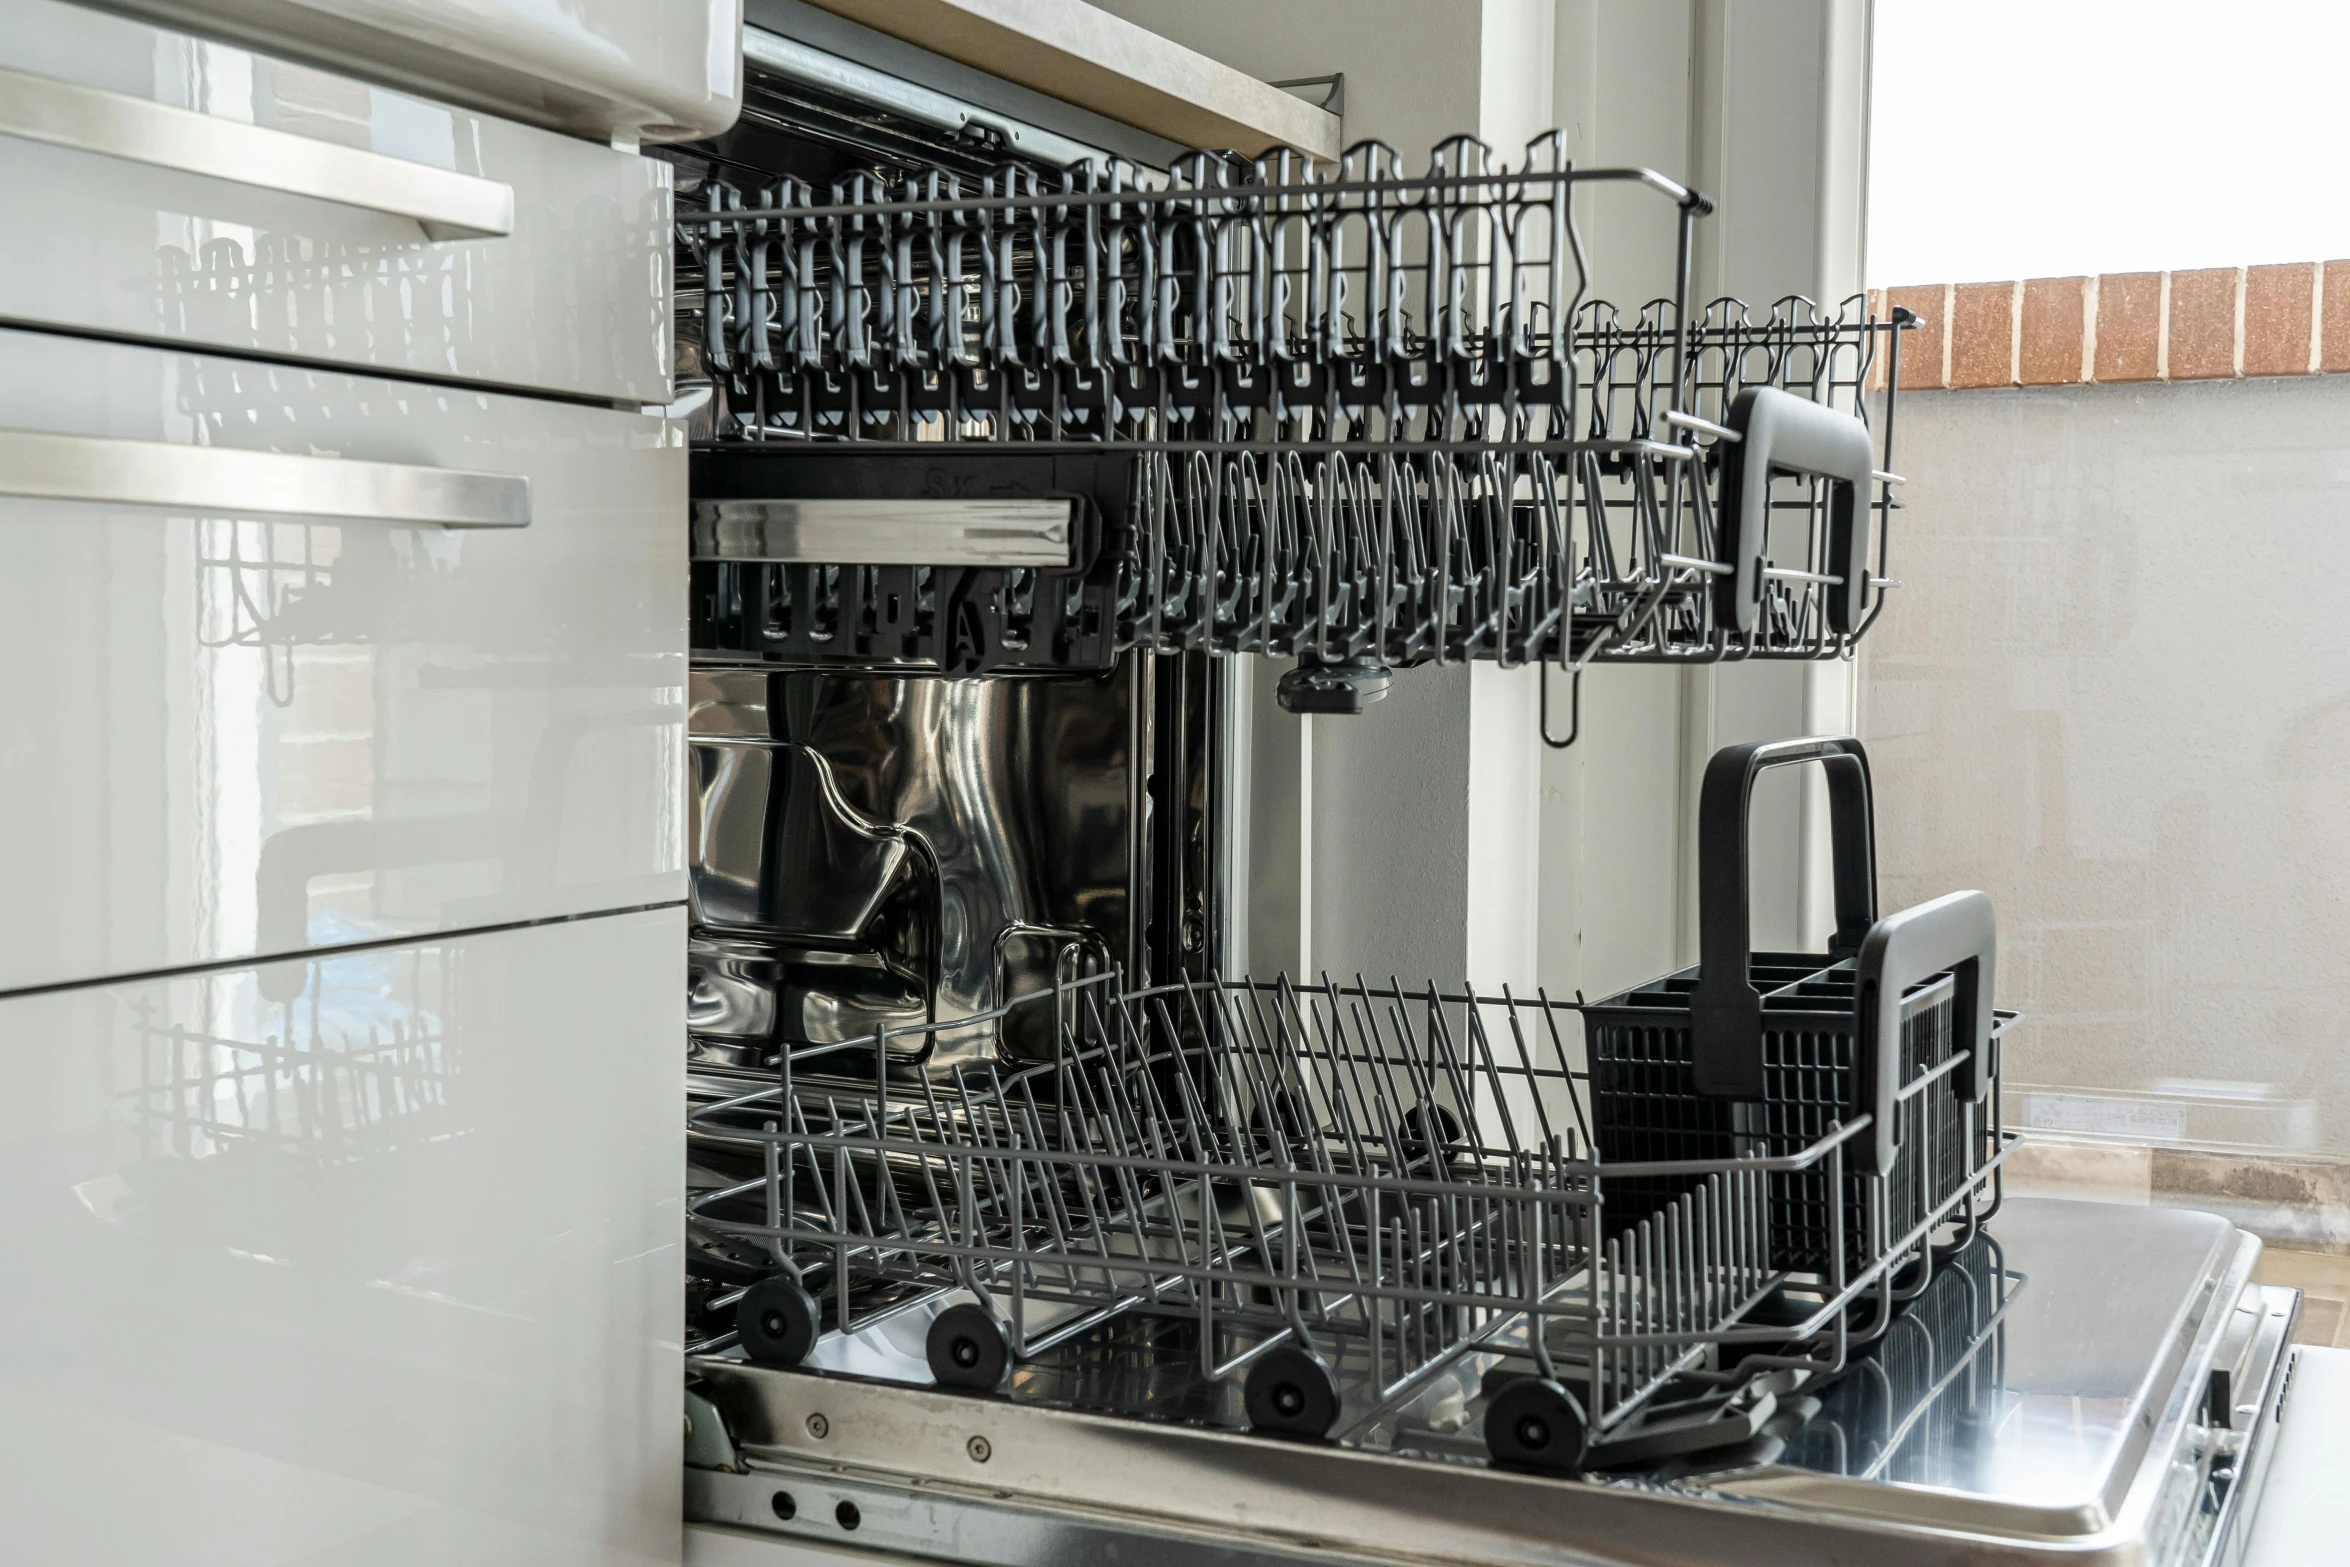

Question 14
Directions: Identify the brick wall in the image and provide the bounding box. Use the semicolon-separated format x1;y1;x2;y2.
1867;263;2350;390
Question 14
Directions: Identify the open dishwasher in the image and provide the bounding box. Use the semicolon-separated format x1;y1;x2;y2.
657;17;2303;1567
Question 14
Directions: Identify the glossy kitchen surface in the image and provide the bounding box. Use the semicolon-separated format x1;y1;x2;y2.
0;324;686;994
94;0;745;146
0;907;686;1566
0;0;674;402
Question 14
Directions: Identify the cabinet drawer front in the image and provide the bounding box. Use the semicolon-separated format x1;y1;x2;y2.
0;910;685;1565
0;325;686;993
0;0;671;403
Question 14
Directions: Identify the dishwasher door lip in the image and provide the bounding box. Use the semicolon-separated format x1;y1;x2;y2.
683;1200;2295;1567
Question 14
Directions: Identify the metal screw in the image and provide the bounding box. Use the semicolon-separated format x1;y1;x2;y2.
966;1435;992;1463
805;1413;828;1440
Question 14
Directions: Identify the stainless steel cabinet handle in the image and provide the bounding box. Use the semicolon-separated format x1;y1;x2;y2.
0;429;530;528
0;65;515;241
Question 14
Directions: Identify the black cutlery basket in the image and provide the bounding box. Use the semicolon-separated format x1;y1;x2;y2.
1583;736;1998;1279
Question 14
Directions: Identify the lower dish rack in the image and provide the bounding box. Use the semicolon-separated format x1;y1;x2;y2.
687;962;2011;1475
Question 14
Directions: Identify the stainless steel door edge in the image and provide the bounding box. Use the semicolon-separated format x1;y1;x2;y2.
0;64;513;240
686;1355;2149;1567
0;430;530;527
684;1202;2300;1566
1711;1221;2268;1564
687;1465;1416;1567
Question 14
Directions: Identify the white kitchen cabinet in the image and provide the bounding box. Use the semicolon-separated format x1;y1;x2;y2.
0;0;675;404
0;324;686;995
0;907;687;1565
90;0;743;148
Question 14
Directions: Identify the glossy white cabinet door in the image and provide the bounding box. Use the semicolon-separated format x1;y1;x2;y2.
0;0;674;404
96;0;744;146
0;907;686;1566
0;324;686;994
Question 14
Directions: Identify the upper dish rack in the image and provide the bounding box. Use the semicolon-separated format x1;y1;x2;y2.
680;136;1913;702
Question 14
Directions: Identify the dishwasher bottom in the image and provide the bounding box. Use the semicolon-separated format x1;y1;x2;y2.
683;1198;2297;1567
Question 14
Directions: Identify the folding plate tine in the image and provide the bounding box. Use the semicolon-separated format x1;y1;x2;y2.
1428;977;1511;1161
1599;1229;1619;1412
1578;445;1620;591
954;1060;1017;1236
1333;974;1410;1170
1378;976;1456;1184
1234;977;1364;1286
1152;981;1236;1298
1085;1052;1161;1298
905;1067;961;1258
1158;1017;1235;1325
1235;976;1344;1202
1530;984;1597;1155
1640;1215;1658;1389
1012;1070;1080;1266
1080;1002;1166;1293
1177;993;1297;1340
1012;1071;1083;1304
1487;990;1548;1169
1669;1197;1687;1349
1279;979;1374;1179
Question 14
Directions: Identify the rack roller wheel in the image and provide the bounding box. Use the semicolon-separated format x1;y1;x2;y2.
927;1303;1014;1392
735;1275;821;1367
1245;1344;1342;1439
1485;1376;1587;1474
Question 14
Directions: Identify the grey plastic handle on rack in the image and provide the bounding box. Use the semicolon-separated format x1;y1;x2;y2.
1854;890;1998;1176
1689;735;1878;1100
1713;386;1877;635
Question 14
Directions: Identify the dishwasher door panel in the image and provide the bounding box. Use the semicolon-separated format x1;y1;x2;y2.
0;324;685;994
0;907;686;1566
0;0;674;404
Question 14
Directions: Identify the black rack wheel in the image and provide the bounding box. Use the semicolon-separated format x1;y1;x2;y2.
736;1275;821;1367
927;1302;1014;1392
1244;1344;1342;1439
1485;1377;1588;1474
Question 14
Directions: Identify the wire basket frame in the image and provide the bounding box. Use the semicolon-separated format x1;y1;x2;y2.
687;967;2007;1464
681;136;1910;678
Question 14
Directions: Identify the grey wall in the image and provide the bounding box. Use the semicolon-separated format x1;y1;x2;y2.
1862;375;2350;1154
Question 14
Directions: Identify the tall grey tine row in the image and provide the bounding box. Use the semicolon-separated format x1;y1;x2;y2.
682;144;1909;677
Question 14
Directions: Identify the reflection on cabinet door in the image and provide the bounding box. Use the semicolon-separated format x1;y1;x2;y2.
0;907;686;1566
0;325;686;994
0;0;673;403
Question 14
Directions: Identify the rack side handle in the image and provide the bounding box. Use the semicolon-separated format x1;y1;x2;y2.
1855;889;1999;1175
0;64;515;241
0;429;531;528
1690;735;1878;1099
1714;385;1877;634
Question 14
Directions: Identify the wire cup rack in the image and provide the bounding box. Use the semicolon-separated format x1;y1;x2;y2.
680;135;1914;714
687;956;2010;1473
